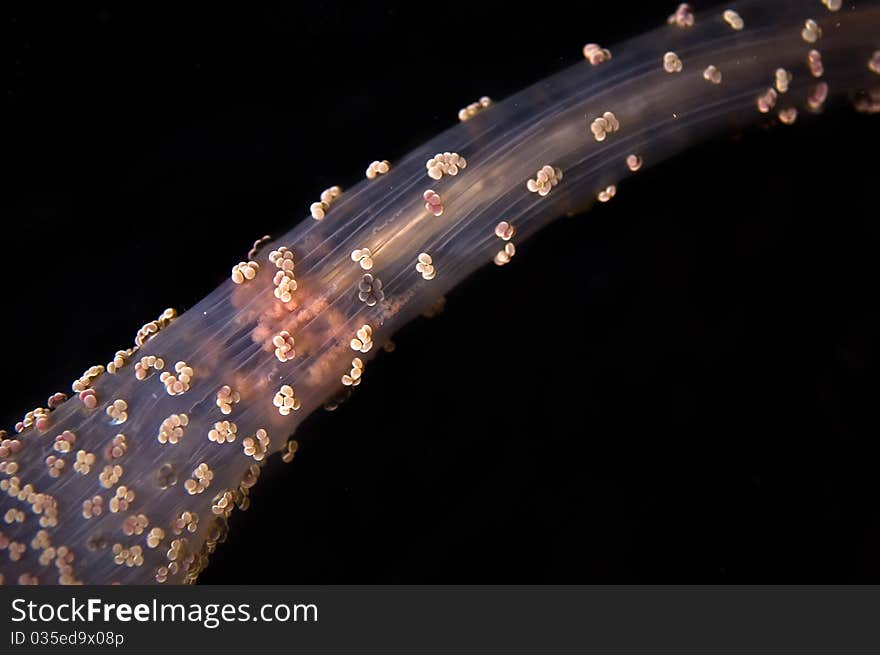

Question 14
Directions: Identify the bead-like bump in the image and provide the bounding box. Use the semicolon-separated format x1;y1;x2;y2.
757;88;778;113
357;274;384;307
243;428;271;462
184;463;213;495
208;420;237;444
269;246;297;303
73;449;95;475
415;252;436;280
351;247;375;270
350;324;373;353
341;358;365;387
281;439;299;464
869;51;880;76
426;152;467;180
703;65;722;85
667;4;694;28
778;107;798;125
215;385;241;415
146;527;165;549
99;464;123;489
775;68;793;94
494;242;516;267
458;96;492;122
272;384;301;416
598;185;617;203
808;50;824;78
158;413;188;445
423;190;444;216
526;165;563;196
801;19;822;44
590;112;619;142
494;221;515;241
582;43;612;66
365;160;391;179
663;51;683;73
231;260;260;284
723;9;744;30
272;330;296;362
808;82;829;112
109;485;135;513
310;185;342;220
105;399;128;425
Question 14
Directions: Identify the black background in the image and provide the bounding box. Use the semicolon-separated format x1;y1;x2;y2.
4;1;880;583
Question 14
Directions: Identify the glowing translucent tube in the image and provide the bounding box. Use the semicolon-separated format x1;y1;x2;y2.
1;0;878;584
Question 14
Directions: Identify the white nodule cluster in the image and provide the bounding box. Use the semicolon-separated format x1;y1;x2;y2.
358;274;384;307
526;165;563;196
106;350;132;375
808;82;829;112
351;247;374;270
272;330;296;362
208;420;237;444
426;152;467;180
72;365;104;394
703;65;722;85
158;413;188;445
105;399;128;425
423;190;444;216
134;308;177;348
667;3;694;28
365;159;391;179
106;433;127;460
723;9;744;31
808;50;824;78
273;384;301;416
663;51;683;73
458;96;492;122
122;514;150;537
801;19;822;44
494;221;515;241
342;358;364;387
243;428;271;462
775;68;793;93
134;355;164;381
160;361;194;396
146;527;165;549
270;246;297;303
582;43;612;66
757;88;778;113
44;455;64;478
778;107;798;125
215;385;240;415
172;511;199;535
231;260;260;285
73;449;95;475
81;495;103;519
350;324;373;353
415;253;436;280
52;429;76;454
598;185;617;203
310;185;342;220
869;51;880;75
99;464;123;489
184;463;213;496
590;112;619;142
494;242;516;267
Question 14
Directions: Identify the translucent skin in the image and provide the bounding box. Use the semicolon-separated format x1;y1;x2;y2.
1;0;878;584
